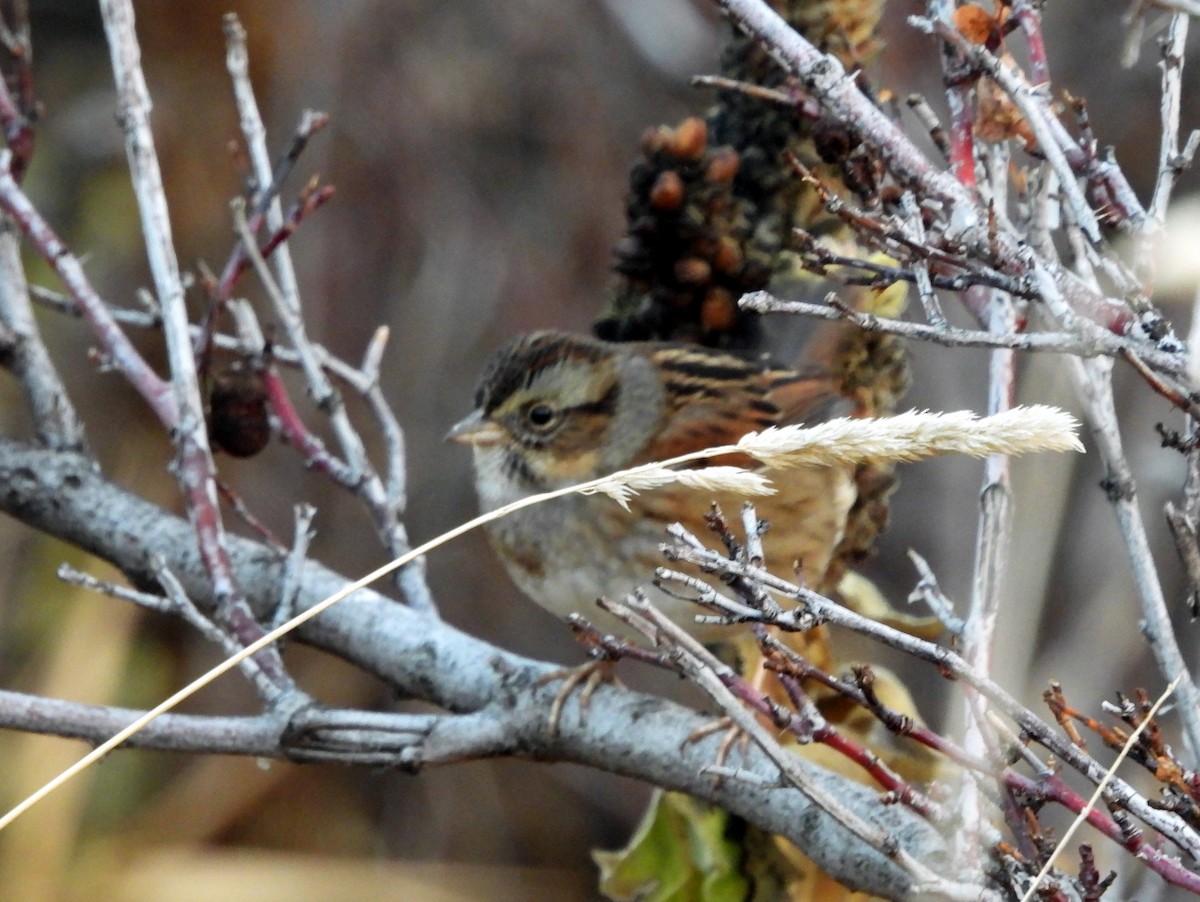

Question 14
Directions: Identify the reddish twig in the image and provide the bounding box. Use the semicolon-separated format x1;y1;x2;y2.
101;0;292;692
214;140;334;304
216;479;286;551
1010;0;1050;89
258;366;358;487
736;662;941;820
0;159;175;423
0;1;35;181
1007;769;1200;894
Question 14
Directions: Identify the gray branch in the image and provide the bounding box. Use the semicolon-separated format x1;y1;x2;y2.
0;436;948;899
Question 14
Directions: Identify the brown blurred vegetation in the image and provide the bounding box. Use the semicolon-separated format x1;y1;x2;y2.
0;1;1198;900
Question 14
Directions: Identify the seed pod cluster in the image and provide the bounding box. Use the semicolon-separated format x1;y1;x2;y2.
595;116;785;348
596;0;887;350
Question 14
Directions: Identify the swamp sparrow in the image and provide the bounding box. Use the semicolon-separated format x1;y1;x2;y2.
449;330;856;639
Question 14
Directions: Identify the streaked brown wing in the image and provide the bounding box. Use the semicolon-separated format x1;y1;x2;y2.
634;345;842;465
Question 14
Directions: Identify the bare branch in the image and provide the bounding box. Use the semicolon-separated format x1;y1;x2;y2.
222;21;433;614
99;0;289;688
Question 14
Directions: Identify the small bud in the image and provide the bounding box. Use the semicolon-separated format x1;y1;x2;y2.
667;117;707;161
701;288;737;332
675;257;712;285
649;170;685;211
705;148;740;183
640;125;672;157
711;237;744;275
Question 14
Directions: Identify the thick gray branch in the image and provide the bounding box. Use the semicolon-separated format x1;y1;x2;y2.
0;436;949;899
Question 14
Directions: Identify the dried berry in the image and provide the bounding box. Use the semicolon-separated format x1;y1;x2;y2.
208;368;271;458
813;121;858;164
954;4;995;45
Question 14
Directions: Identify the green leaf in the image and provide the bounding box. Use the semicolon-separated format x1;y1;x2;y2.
594;790;751;902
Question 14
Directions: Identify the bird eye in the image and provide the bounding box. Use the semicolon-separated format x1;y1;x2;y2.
525;402;558;430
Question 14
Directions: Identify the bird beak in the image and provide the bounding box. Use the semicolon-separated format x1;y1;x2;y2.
446;410;506;446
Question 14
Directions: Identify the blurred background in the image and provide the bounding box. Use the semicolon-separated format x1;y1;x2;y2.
0;1;1198;899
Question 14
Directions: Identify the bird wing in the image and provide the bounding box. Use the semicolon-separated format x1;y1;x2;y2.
633;345;844;467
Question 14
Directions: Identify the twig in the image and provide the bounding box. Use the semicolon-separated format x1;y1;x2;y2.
716;0;1143;337
898;189;946;327
607;593;997;901
150;558;281;700
227;81;432;611
1148;12;1191;224
56;564;173;615
1011;0;1051;89
1138;11;1192;286
275;504;316;630
357;326;408;511
1166;502;1200;616
0;157;176;423
690;73;814;112
712;0;979;227
1155;0;1200;13
1019;678;1182;901
927;0;977;189
27;284;400;423
0;219;85;450
661;540;1200;860
957;291;1019;874
0;15;35;182
917;17;1103;245
904;93;950;160
740;291;1182;376
1070;355;1200;760
258;367;357;485
209;177;335;313
100;0;289;687
906;550;964;635
216;479;286;550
